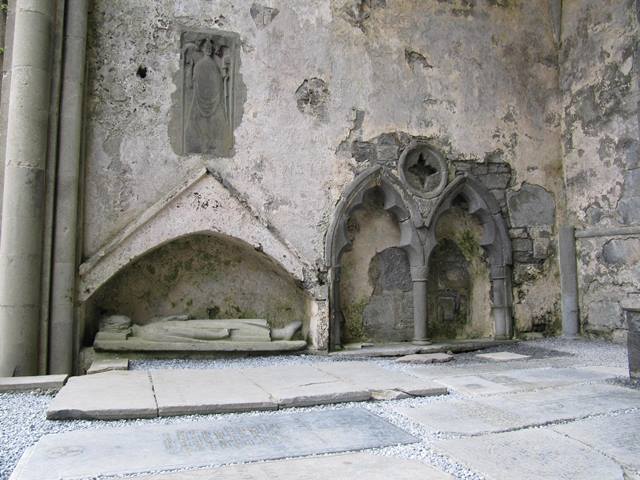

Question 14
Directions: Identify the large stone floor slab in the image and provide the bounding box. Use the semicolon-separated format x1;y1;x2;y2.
241;364;370;407
47;371;157;420
475;351;530;361
11;409;417;480
136;453;453;479
431;366;623;396
398;383;640;435
476;383;640;425
553;411;640;472
151;369;277;416
315;362;448;396
397;399;525;435
435;428;624;480
431;375;516;396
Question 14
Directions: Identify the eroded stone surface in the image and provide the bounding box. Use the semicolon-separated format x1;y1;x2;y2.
241;364;370;407
135;453;453;479
0;375;68;392
12;409;417;480
315;361;448;396
86;359;129;375
476;383;640;425
46;371;157;420
151;369;277;416
431;375;515;396
396;353;453;364
398;399;524;435
475;352;530;361
435;429;624;480
553;412;640;472
507;183;555;227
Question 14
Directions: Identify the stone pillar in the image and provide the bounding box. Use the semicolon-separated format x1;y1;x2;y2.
0;0;54;376
48;0;89;375
492;265;512;339
329;266;342;350
559;225;579;338
623;306;639;380
411;265;430;345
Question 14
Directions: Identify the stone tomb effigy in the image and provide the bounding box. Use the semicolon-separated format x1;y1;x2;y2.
93;315;306;352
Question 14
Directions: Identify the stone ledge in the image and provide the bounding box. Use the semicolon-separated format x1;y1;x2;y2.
0;374;68;393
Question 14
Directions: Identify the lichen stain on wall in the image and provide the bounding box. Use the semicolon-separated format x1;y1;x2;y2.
561;0;639;339
87;234;309;342
432;207;492;339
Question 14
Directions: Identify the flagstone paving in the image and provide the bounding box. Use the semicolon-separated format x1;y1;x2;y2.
136;453;454;479
434;428;625;480
552;411;640;472
4;339;639;480
47;371;157;420
11;409;417;480
47;362;447;419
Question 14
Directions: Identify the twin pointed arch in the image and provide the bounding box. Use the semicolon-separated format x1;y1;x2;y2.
325;166;514;349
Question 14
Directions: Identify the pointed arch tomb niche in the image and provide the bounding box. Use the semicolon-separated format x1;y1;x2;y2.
83;232;310;347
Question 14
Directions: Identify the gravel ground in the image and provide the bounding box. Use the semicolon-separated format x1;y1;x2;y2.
0;338;630;480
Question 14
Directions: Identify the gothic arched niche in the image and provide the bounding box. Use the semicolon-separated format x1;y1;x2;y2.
325;166;424;349
425;175;513;339
427;202;493;339
339;188;414;343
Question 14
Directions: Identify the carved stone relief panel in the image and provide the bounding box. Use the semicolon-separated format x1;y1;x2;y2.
179;30;240;156
398;142;447;198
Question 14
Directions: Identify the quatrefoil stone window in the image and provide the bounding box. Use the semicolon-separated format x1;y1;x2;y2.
398;143;447;198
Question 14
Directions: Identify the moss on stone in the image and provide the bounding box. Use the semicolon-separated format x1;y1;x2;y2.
342;297;369;342
456;229;481;261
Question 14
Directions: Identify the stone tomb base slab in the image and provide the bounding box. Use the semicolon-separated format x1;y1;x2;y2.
136;453;453;479
435;429;624;480
11;408;417;480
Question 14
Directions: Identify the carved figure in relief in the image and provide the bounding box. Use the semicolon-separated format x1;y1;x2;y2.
95;314;303;344
182;37;233;154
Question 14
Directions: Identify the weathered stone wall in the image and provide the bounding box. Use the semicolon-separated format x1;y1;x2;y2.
560;0;639;340
82;0;563;345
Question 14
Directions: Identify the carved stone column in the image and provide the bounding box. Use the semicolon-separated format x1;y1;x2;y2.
0;0;54;376
411;265;430;345
328;266;343;350
49;0;89;374
491;265;513;339
623;305;640;380
559;225;579;338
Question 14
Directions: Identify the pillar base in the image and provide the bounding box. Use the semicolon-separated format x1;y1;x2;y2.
412;339;431;346
561;334;580;340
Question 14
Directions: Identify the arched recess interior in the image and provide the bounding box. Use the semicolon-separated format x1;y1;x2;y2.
324;166;426;349
84;230;310;343
424;174;513;339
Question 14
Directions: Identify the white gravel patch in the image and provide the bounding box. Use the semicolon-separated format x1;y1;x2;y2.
0;338;630;480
